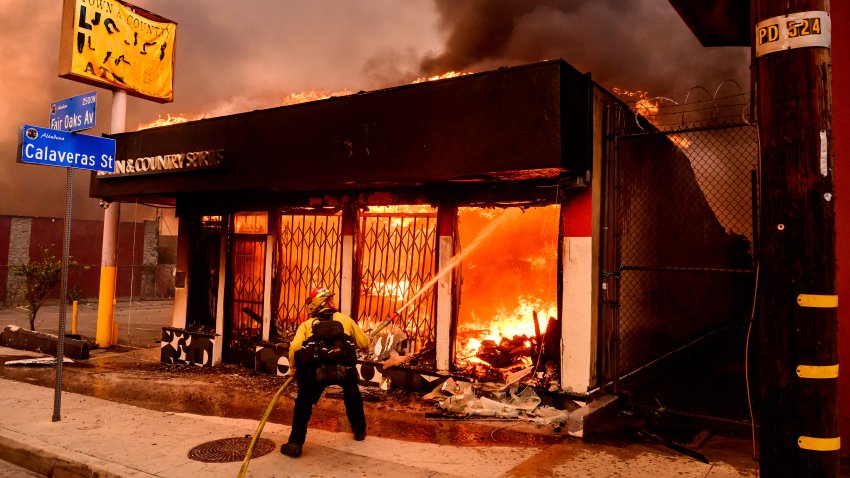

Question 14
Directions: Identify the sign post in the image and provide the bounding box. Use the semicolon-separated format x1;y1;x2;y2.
55;164;72;423
17;115;115;422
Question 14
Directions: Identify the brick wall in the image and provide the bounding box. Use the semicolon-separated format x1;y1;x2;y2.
2;215;174;304
5;217;32;303
0;217;10;302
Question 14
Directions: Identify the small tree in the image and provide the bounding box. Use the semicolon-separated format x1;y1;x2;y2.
10;247;76;331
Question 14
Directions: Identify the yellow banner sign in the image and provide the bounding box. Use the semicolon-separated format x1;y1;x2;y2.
59;0;177;103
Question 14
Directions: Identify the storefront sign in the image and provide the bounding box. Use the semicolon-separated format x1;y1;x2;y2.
17;124;116;173
59;0;177;102
97;149;225;177
756;11;831;58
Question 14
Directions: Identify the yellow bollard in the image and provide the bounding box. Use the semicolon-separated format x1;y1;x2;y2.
71;301;78;335
95;266;117;347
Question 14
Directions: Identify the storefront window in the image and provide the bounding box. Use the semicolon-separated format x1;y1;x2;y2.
455;205;560;378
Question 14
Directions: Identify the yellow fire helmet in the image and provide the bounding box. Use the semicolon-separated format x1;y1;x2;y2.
306;287;335;316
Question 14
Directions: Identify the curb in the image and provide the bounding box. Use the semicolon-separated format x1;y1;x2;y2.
0;428;155;478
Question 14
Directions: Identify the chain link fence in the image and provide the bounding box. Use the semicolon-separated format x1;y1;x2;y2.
603;94;758;381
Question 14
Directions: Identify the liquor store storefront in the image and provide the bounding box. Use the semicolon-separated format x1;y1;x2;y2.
91;59;748;397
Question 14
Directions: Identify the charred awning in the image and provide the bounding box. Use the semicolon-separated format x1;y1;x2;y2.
90;59;592;203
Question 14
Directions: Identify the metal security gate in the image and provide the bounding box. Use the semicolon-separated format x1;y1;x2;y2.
601;100;759;386
224;233;266;365
272;211;343;338
356;209;437;353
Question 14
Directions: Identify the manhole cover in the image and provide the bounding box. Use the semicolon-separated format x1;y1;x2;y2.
188;437;276;463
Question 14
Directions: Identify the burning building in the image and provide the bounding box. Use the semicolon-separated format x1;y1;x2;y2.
89;59;753;400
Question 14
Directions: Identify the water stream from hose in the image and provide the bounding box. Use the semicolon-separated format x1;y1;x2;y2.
395;210;512;314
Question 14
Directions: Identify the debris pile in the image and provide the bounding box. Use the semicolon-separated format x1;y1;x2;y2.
454;313;561;387
475;335;533;368
368;324;407;361
423;375;572;428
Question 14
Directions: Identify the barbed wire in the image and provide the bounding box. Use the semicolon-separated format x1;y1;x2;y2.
615;80;752;133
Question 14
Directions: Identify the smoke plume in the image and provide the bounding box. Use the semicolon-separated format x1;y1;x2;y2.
0;0;750;220
419;0;750;101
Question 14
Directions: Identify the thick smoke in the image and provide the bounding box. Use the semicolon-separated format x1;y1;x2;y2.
420;0;750;101
0;1;440;219
1;1;750;220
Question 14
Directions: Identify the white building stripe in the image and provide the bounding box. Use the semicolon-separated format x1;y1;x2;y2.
340;235;354;315
436;235;454;373
561;236;593;393
213;233;226;365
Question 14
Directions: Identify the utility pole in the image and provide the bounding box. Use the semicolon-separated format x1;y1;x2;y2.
754;1;838;476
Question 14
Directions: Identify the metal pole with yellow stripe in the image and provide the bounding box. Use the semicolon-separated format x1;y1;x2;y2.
793;294;841;455
95;90;125;348
754;0;839;474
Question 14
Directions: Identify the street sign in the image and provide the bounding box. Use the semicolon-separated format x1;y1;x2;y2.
50;92;97;132
17;124;115;173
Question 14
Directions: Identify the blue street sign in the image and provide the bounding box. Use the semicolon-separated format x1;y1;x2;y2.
50;92;97;132
17;125;115;173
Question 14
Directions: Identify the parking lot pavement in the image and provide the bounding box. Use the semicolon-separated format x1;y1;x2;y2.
0;299;173;348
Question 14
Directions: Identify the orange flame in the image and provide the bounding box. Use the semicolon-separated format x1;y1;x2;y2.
282;89;356;106
411;71;470;84
137;113;207;130
367;205;435;214
635;98;660;117
457;296;555;363
613;87;662;119
369;279;411;301
136;73;471;131
669;134;692;149
366;205;436;229
612;87;649;99
451;204;559;372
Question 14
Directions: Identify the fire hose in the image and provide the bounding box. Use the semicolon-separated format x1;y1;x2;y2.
237;311;400;478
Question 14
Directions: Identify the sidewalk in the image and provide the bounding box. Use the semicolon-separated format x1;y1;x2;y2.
2;375;552;477
0;348;759;477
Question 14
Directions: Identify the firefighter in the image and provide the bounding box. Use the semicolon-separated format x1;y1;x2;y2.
280;287;370;458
